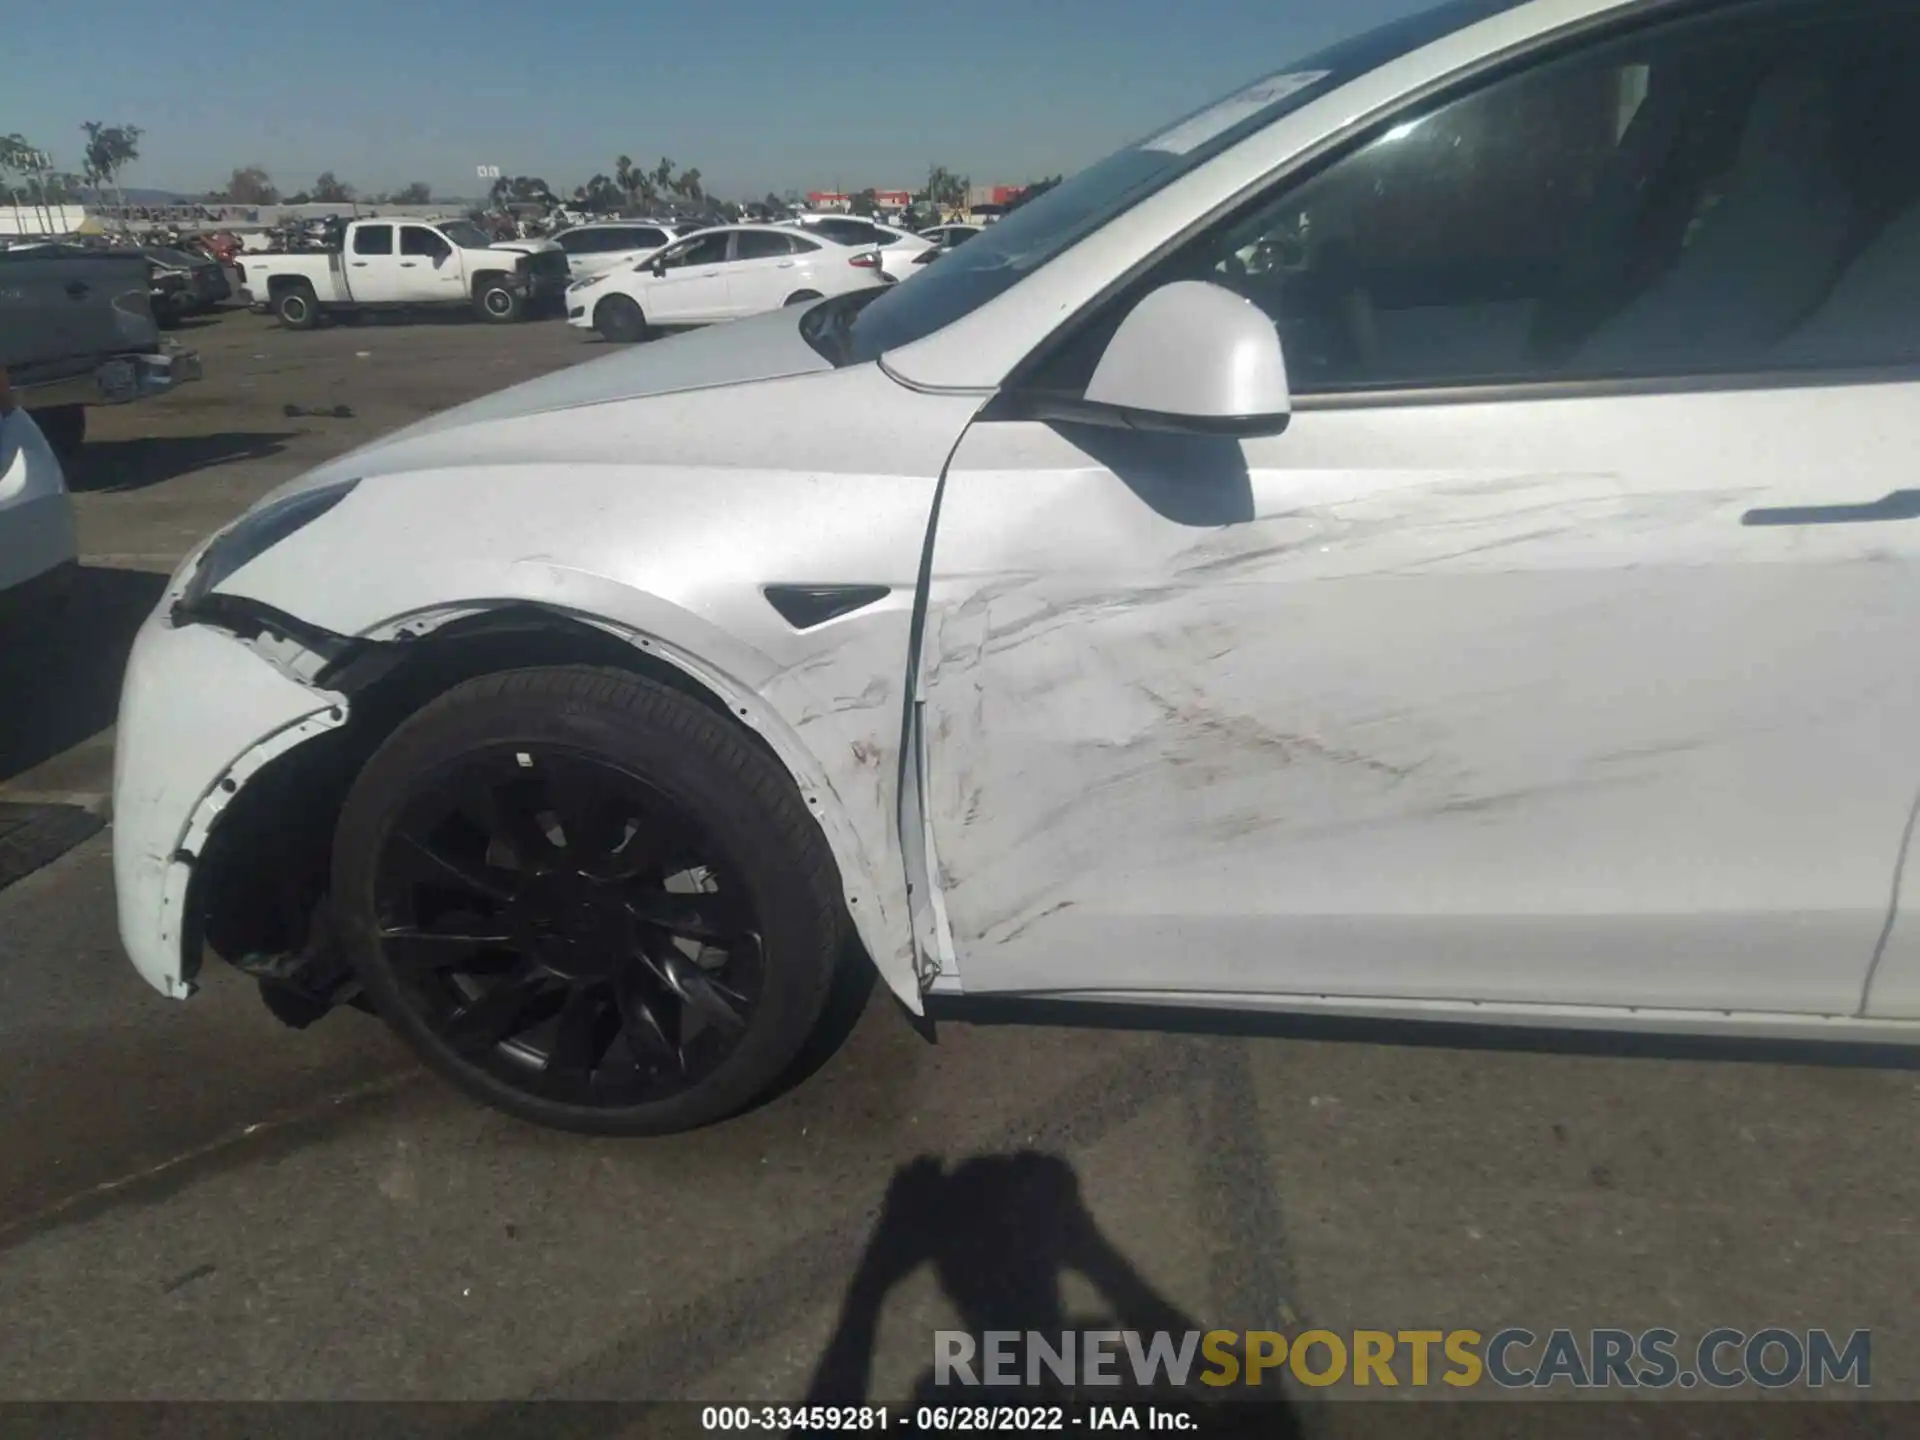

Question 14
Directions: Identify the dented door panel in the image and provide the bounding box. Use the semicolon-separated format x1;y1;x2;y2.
920;380;1920;1014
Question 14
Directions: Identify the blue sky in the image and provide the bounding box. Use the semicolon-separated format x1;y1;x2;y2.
8;0;1428;200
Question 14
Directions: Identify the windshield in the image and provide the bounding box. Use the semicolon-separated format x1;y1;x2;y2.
439;220;492;248
834;0;1527;364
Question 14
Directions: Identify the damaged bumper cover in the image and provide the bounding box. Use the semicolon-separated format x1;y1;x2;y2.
112;610;347;999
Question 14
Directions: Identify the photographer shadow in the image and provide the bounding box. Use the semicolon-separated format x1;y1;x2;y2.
798;1151;1299;1436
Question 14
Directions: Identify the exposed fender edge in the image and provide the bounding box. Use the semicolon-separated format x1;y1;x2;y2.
151;701;349;999
357;599;927;1015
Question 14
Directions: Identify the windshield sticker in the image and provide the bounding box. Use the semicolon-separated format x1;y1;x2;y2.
1140;70;1333;155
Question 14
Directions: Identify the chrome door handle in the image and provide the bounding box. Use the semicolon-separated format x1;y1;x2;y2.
400;261;416;267
351;261;368;267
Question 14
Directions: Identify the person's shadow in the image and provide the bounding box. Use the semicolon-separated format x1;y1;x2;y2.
798;1152;1300;1435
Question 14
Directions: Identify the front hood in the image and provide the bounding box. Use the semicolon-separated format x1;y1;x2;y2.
282;304;836;496
489;238;562;256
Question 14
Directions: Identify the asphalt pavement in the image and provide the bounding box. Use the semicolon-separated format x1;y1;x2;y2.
2;308;1917;1419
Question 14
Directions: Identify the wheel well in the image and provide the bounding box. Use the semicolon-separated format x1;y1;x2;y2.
471;269;511;293
190;606;775;980
268;275;314;299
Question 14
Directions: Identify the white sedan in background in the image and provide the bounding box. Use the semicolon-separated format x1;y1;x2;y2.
552;221;682;281
566;225;886;341
111;0;1920;1139
786;214;935;281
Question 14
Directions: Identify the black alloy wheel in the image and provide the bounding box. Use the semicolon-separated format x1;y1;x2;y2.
374;745;761;1103
333;667;845;1134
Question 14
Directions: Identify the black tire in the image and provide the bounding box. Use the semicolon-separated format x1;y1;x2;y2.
275;284;319;330
783;290;823;307
34;404;86;463
474;277;524;323
593;294;648;343
331;666;846;1136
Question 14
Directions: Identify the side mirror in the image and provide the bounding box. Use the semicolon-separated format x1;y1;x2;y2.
1016;280;1292;438
652;256;668;276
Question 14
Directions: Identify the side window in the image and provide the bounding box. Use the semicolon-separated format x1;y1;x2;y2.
734;230;796;260
400;226;451;258
352;224;394;256
1042;0;1920;394
789;235;822;254
629;228;669;250
662;233;731;268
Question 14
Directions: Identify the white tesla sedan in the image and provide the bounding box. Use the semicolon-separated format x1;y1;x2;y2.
113;0;1920;1135
565;224;886;341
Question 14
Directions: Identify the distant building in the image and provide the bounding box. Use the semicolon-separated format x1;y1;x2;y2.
966;184;1024;210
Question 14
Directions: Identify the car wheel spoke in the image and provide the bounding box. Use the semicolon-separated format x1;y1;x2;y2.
614;971;683;1071
442;964;556;1052
380;923;516;969
548;985;612;1077
539;755;635;869
454;773;558;875
392;831;517;905
626;890;747;943
660;951;747;1036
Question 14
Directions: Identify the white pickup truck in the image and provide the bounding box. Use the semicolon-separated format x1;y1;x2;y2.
234;218;573;328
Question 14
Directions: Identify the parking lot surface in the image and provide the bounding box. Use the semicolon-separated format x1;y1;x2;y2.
2;309;1917;1414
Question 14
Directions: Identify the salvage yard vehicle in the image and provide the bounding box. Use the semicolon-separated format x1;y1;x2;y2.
234;217;572;329
114;0;1920;1136
566;225;885;342
1;243;203;461
144;246;232;320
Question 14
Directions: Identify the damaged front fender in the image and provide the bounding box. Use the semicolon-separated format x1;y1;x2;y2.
112;615;347;999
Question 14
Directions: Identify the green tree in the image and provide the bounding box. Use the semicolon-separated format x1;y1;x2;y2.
916;165;967;212
80;121;143;214
393;180;432;204
614;154;656;210
219;165;279;204
670;166;703;204
574;174;623;213
849;187;879;217
311;170;355;203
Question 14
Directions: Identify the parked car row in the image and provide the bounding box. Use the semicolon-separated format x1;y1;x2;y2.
554;214;987;342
